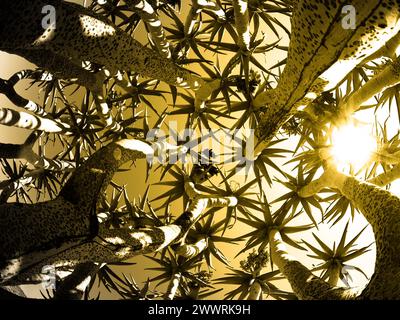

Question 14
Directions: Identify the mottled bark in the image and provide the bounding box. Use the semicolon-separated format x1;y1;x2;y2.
299;166;400;299
269;229;358;300
253;1;400;145
0;1;205;90
0;139;153;284
0;138;236;286
232;0;250;50
12;49;104;92
337;175;400;299
362;31;400;63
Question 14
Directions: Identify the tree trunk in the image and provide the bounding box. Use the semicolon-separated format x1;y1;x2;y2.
327;265;341;287
126;0;171;58
0;139;153;284
0;0;204;90
164;272;182;300
0;138;237;286
12;49;103;92
300;167;400;299
232;0;250;51
333;174;400;299
248;281;262;300
269;229;357;300
254;0;400;144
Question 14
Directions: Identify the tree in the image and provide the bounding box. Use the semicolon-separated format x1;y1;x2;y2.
1;0;400;300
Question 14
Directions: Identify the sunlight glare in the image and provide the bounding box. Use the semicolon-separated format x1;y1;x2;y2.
330;124;377;171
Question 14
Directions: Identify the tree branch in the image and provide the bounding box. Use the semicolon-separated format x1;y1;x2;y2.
185;0;225;36
232;0;250;51
0;77;47;117
0;132;75;171
361;31;400;63
126;0;171;58
53;262;102;300
252;1;400;148
0;286;27;299
298;165;400;299
0;139;153;284
269;229;357;300
2;192;236;286
0;137;236;286
0;1;207;90
11;49;104;93
164;272;181;300
338;56;400;120
247;281;262;300
174;236;208;258
367;164;400;187
0;106;69;133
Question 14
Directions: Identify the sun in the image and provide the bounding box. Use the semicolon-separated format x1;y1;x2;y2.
330;124;377;171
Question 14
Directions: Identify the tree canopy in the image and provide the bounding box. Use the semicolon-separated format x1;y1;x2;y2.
1;0;400;300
